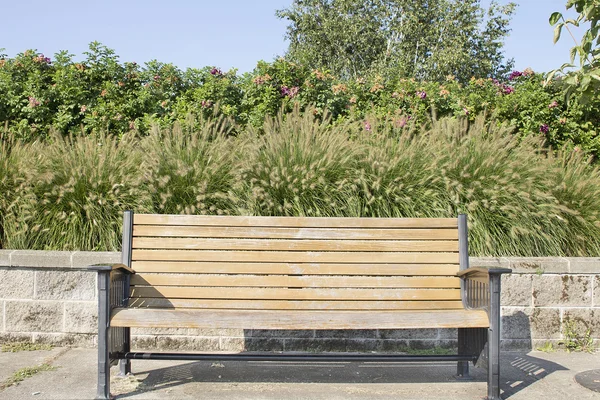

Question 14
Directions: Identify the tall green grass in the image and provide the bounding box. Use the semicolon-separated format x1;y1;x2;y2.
1;111;600;256
239;108;360;216
0;132;35;249
141;116;239;215
3;132;152;250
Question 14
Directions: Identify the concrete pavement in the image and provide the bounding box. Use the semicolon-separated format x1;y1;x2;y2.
0;348;598;399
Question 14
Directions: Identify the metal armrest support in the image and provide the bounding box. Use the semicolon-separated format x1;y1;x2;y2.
457;267;511;311
88;263;135;274
93;262;133;398
457;266;512;400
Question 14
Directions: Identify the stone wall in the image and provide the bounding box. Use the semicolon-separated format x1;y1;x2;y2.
0;250;598;352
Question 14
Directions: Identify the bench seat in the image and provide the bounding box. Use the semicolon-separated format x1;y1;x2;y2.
110;308;490;329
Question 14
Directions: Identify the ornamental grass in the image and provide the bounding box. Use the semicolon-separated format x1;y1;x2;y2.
1;110;600;256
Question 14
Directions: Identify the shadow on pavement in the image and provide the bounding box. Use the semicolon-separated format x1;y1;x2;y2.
114;352;568;399
501;353;568;398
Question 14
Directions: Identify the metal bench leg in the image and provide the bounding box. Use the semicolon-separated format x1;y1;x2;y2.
487;274;502;400
96;271;111;400
118;328;131;376
456;328;472;380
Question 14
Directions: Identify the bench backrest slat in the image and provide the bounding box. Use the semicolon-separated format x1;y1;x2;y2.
128;214;463;311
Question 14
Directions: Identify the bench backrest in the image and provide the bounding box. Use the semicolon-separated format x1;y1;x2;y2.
126;213;467;311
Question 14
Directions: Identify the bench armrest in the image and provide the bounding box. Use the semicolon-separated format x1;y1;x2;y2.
456;267;511;278
88;263;135;274
457;267;511;313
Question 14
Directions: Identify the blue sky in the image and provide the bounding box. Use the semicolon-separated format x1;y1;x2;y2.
0;0;585;74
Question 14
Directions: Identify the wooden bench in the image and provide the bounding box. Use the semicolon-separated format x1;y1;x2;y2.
90;211;511;400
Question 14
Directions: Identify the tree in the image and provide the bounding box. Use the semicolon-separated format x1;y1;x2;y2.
547;0;600;104
276;0;516;82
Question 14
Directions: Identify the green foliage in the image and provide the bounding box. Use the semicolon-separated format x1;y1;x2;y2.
536;342;556;352
276;0;516;81
560;319;596;352
547;0;600;104
0;43;599;157
174;67;243;125
2;112;600;256
1;342;53;352
0;363;56;390
0;42;190;139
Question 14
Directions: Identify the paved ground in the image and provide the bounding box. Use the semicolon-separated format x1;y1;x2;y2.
0;348;598;399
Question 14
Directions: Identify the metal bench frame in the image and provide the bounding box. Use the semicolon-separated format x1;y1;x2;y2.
90;212;510;400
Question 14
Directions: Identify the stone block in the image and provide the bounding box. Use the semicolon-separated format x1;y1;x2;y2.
5;301;63;332
71;251;120;269
244;338;284;352
0;332;33;343
378;329;438;340
530;308;561;339
64;302;97;333
283;338;344;352
10;250;72;268
406;339;443;350
0;269;34;299
501;274;532;307
565;258;600;274
379;339;409;352
156;336;220;351
32;333;95;347
530;339;562;351
220;337;245;352
345;339;381;352
132;335;157;350
532;275;592;307
594;276;599;307
35;270;95;300
501;339;532;351
131;327;195;336
436;339;458;350
314;329;377;339
470;257;510;268
187;328;245;337
508;258;569;274
563;309;599;338
438;329;458;340
502;308;533;339
250;329;313;339
0;250;12;267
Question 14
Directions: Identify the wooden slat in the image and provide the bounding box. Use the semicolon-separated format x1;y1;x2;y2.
110;308;489;329
131;250;459;264
132;238;458;252
129;286;461;301
133;226;459;240
134;214;458;228
127;298;466;310
131;261;460;276
130;274;461;288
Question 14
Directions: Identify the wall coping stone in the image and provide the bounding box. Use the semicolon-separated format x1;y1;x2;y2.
0;250;120;270
0;251;598;274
